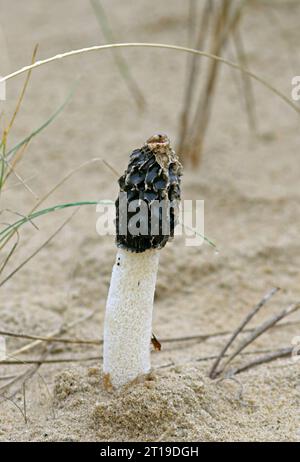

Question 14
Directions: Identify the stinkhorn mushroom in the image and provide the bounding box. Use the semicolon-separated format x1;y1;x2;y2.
103;134;182;389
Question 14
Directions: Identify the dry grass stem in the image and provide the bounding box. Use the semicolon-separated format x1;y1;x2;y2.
5;309;97;359
177;0;213;160
232;24;257;134
1;44;299;118
231;347;293;375
209;287;280;378
220;302;300;373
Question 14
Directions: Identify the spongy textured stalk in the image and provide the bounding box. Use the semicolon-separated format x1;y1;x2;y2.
103;248;159;388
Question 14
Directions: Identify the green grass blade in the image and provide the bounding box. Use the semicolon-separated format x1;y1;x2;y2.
0;199;216;251
0;200;114;242
5;81;78;160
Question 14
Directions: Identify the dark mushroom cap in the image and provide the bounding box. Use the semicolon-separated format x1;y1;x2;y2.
116;134;182;253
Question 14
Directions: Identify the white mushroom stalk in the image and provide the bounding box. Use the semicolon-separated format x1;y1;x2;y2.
103;134;182;389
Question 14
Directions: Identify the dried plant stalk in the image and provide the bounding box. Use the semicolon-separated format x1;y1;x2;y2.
188;0;247;165
220;302;300;374
231;347;293;375
177;0;213;161
209;287;280;378
232;24;257;134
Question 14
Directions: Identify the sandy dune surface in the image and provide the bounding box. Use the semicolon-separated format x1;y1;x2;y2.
0;0;299;441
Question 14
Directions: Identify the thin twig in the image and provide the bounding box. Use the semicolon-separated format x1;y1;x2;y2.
1;356;101;365
0;347;291;367
219;302;300;374
196;347;280;363
1;316;298;350
231;347;293;375
0;328;100;346
0;375;16;381
5;309;97;359
161;319;300;343
209;287;280;379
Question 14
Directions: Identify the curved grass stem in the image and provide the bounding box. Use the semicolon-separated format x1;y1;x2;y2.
1;43;299;116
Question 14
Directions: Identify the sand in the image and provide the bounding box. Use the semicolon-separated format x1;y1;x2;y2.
0;0;299;442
